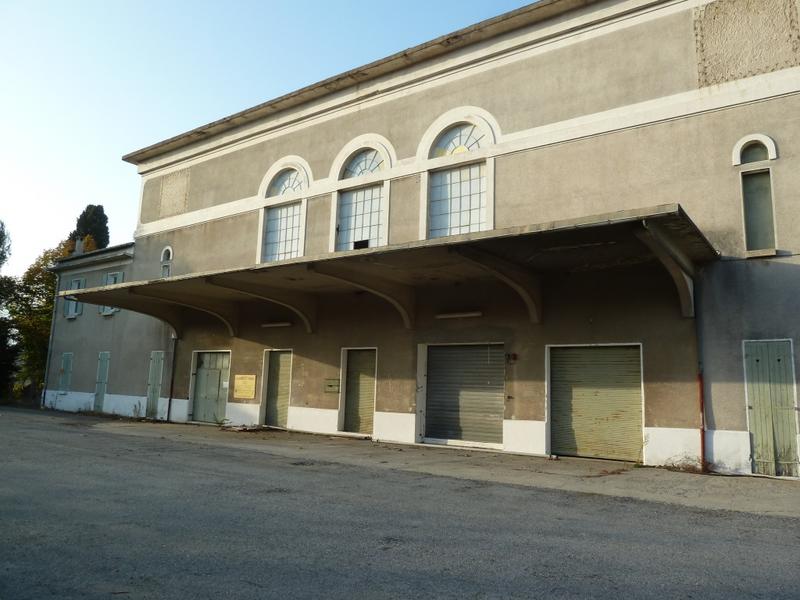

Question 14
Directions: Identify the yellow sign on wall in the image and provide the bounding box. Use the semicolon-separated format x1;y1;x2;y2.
233;374;257;400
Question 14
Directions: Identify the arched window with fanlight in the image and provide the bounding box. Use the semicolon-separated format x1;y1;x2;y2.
428;123;488;238
335;148;386;251
262;168;305;262
733;135;778;253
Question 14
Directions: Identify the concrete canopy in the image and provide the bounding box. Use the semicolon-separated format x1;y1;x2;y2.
63;204;718;338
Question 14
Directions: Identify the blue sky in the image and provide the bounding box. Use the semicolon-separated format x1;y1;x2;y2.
0;0;530;276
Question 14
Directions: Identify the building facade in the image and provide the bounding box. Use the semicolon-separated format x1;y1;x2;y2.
45;0;800;477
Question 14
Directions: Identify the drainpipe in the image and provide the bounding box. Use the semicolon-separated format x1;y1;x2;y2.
40;273;60;409
166;334;178;422
694;268;707;472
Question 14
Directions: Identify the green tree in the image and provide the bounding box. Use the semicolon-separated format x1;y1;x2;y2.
7;242;69;398
69;205;109;249
0;220;17;400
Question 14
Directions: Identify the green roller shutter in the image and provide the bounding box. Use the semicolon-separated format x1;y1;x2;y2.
343;349;376;435
265;350;292;428
745;340;798;477
550;346;643;462
425;344;505;444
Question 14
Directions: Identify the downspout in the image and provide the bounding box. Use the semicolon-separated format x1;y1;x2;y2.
694;268;707;472
40;273;60;408
166;334;178;422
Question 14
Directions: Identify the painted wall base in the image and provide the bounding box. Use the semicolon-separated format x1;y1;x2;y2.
706;429;752;475
43;390;94;413
373;411;416;444
160;398;189;422
225;402;261;426
643;426;702;468
287;405;339;434
102;394;147;419
503;419;548;455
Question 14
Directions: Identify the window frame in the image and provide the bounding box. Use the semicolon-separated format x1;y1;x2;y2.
100;272;123;316
259;199;307;263
738;164;778;256
419;150;495;241
327;139;395;254
417;117;497;241
256;162;312;264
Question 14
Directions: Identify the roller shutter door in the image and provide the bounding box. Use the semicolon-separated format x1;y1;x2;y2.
550;346;643;462
425;344;505;444
343;349;376;435
265;351;291;428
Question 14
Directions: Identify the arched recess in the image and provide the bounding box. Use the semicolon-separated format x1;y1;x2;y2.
732;134;777;166
328;134;397;180
416;106;501;162
67;289;184;338
257;155;314;198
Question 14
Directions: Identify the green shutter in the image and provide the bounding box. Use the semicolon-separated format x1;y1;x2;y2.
425;344;505;444
745;341;798;477
550;346;643;462
59;353;73;392
94;351;110;412
75;278;85;316
146;351;165;419
192;352;229;423
343;349;376;435
742;171;776;251
265;351;291;428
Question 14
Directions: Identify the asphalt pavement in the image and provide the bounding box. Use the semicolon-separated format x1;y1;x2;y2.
1;408;798;599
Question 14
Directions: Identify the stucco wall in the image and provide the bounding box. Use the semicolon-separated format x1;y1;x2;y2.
130;211;260;280
495;93;800;259
389;175;421;245
699;255;800;431
694;0;800;87
48;262;170;399
138;8;697;222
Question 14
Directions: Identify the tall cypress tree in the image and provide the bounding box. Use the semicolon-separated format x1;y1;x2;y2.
70;205;110;249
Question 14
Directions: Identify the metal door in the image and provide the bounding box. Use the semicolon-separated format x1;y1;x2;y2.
745;340;798;477
343;349;376;435
550;346;643;462
192;352;229;423
265;351;292;428
425;344;505;444
94;352;110;412
145;351;165;419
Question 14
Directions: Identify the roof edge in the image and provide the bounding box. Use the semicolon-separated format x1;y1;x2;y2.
123;0;596;166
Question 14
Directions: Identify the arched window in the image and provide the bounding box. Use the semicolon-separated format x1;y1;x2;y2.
342;148;384;179
734;135;778;252
430;123;485;158
266;169;304;197
262;169;304;262
160;246;173;278
335;149;387;251
428;123;487;238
